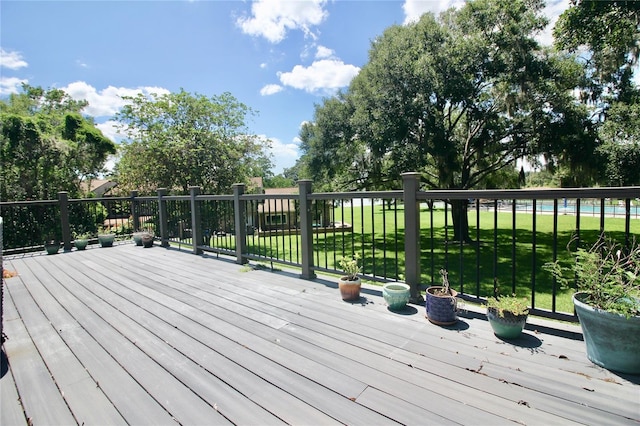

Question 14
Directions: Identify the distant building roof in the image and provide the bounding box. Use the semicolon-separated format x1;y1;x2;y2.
80;179;117;197
259;187;298;213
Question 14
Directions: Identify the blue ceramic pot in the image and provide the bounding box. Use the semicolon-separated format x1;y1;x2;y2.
425;287;458;325
573;292;640;374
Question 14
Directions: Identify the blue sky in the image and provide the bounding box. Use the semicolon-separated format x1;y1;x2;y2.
1;0;569;175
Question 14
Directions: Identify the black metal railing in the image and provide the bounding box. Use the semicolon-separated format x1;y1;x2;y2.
2;175;638;321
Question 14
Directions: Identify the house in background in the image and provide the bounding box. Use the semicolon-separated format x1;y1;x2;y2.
254;186;339;234
257;187;299;232
80;179;117;197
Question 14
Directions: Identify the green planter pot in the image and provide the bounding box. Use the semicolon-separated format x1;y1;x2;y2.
132;232;144;246
98;233;116;248
44;242;60;255
573;292;640;374
74;239;89;251
487;307;528;339
382;283;410;310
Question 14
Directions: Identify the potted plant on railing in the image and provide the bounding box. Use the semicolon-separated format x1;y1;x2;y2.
97;226;116;248
486;294;529;339
425;269;458;325
544;233;640;374
73;232;91;251
338;253;361;301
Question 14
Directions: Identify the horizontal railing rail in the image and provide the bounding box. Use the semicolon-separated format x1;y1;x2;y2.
1;175;638;322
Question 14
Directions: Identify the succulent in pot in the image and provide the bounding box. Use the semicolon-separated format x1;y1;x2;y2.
338;253;361;301
486;294;529;339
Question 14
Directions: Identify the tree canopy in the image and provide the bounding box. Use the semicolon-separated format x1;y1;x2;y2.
113;89;272;195
1;84;116;201
298;0;595;240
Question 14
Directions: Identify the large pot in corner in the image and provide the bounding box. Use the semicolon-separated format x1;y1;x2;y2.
573;292;640;374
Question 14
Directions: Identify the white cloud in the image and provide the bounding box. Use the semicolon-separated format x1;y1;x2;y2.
263;134;300;174
95;120;121;142
260;84;284;96
0;76;28;95
278;59;360;94
315;45;334;60
61;81;170;117
236;0;328;43
0;48;28;70
402;0;464;24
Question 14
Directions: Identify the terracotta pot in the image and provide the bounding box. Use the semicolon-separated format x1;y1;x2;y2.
338;276;361;301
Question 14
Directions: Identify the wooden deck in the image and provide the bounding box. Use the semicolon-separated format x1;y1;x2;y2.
1;244;639;426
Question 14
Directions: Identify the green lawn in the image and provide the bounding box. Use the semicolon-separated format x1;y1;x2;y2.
229;203;638;315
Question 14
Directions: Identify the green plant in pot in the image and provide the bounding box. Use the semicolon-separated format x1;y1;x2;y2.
44;234;61;255
486;294;529;339
544;233;640;374
141;229;154;248
338;253;361;301
425;269;458;325
132;231;144;246
97;226;116;248
73;232;92;251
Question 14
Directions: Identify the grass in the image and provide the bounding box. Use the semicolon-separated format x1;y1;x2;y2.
208;203;638;315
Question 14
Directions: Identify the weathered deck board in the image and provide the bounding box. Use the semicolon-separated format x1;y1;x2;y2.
2;244;639;426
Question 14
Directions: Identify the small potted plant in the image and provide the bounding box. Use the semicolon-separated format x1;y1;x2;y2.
338;253;361;301
44;234;60;255
545;233;640;374
132;231;145;246
73;232;91;251
425;269;458;325
486;294;529;339
97;226;116;248
141;229;154;248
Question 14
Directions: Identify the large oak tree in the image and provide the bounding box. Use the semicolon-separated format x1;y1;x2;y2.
299;0;594;241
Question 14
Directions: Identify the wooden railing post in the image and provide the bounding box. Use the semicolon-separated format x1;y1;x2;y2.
130;190;140;232
298;179;316;280
402;172;423;303
189;186;203;255
58;191;72;251
233;183;248;264
157;188;170;247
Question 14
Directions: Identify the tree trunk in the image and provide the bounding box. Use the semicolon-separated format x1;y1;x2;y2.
450;199;472;243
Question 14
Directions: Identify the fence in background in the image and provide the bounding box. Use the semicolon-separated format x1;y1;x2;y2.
2;173;639;321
